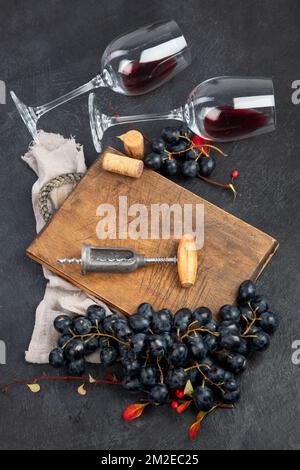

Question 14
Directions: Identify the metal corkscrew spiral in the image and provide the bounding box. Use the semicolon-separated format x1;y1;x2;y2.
58;258;82;265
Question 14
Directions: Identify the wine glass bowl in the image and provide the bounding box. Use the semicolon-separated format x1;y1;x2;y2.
10;19;191;140
101;19;191;96
89;76;276;152
186;77;276;142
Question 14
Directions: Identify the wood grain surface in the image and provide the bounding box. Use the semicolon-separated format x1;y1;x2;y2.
27;148;279;316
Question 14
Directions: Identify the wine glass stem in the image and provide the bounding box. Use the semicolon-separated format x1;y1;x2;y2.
109;107;184;127
33;74;106;119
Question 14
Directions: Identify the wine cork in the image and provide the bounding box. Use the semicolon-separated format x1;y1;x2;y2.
118;130;144;159
102;151;144;178
177;234;198;288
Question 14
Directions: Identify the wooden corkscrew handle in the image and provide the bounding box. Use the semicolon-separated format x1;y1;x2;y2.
177;234;198;288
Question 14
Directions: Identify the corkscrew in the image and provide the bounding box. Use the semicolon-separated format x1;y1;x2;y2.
57;235;198;288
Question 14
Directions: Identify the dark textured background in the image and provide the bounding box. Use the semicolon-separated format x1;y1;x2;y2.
0;0;299;450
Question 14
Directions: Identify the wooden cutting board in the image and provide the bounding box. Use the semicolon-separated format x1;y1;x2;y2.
27;147;279;317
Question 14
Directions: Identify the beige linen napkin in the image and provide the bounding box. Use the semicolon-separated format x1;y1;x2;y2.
23;131;112;364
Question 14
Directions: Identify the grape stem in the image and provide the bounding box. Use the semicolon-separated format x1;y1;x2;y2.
162;135;227;160
196;364;225;395
156;358;164;384
184;362;225;394
63;326;130;349
2;374;121;393
181;327;220;339
143;351;150;366
241;303;259;338
197;175;238;199
184;362;210;372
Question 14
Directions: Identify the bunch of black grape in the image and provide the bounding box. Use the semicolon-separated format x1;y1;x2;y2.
144;125;218;179
49;280;280;412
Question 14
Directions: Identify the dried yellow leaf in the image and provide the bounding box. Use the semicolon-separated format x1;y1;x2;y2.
89;374;96;384
27;383;41;393
77;384;87;396
228;183;238;200
184;379;194;396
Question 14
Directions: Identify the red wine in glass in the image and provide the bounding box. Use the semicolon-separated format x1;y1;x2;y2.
120;56;178;94
203;106;268;140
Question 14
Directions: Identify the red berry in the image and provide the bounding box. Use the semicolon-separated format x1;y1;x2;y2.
231;169;239;180
175;389;185;399
171;401;179;409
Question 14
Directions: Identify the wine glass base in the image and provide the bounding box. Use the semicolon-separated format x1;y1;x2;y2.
89;92;111;153
10;91;38;141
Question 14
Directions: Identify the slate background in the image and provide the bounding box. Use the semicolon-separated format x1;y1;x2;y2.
0;0;299;450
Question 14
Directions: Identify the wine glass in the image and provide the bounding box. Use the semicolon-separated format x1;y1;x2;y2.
89;76;276;152
10;19;191;141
